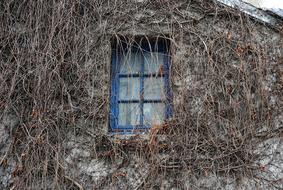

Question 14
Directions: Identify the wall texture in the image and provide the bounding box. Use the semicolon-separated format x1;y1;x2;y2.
0;0;282;189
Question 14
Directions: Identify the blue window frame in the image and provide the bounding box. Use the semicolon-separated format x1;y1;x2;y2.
109;37;172;133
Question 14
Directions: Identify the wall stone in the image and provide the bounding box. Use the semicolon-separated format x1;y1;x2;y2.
0;113;18;189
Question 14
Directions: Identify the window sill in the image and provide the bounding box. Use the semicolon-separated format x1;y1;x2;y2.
107;132;150;142
107;132;168;145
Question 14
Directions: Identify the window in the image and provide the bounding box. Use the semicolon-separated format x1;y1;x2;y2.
109;37;172;133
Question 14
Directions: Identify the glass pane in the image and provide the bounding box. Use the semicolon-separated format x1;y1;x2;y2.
144;52;164;74
143;103;165;126
119;78;140;100
120;51;141;74
118;103;140;126
144;77;165;100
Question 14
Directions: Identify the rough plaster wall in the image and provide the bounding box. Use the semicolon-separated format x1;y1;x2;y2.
0;0;282;189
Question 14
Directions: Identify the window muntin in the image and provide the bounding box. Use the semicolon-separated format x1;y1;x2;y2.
110;37;172;133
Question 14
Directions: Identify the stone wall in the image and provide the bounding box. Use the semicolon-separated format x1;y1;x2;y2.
0;0;282;189
61;2;282;189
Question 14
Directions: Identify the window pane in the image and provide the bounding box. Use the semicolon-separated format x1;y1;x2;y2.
144;52;164;74
144;77;165;100
120;51;141;74
143;103;165;126
118;103;140;126
119;78;140;100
